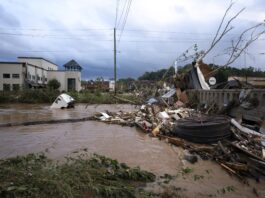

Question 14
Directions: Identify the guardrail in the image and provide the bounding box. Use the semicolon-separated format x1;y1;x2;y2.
186;89;265;108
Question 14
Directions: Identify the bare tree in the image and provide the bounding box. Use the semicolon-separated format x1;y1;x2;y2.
221;23;265;67
201;1;245;60
197;1;265;77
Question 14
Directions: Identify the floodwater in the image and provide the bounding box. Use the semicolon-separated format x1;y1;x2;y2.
0;104;264;197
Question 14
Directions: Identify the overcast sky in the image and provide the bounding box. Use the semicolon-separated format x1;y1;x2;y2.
0;0;264;79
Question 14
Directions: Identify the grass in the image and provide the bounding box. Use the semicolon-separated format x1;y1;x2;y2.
0;90;59;103
181;167;193;175
0;153;156;198
0;90;140;104
69;91;140;104
207;186;236;197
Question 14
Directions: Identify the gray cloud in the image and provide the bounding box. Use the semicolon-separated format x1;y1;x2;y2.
0;0;264;79
0;5;20;27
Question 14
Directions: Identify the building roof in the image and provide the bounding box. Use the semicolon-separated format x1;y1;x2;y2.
63;59;82;70
17;57;58;66
0;61;24;64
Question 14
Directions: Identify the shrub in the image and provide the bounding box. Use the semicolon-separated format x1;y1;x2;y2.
47;79;60;90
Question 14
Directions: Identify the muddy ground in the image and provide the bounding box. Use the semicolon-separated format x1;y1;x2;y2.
0;104;264;197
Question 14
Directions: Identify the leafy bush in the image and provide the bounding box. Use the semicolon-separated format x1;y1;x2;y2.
47;79;61;90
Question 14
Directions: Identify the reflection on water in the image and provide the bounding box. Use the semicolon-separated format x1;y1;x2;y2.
0;104;264;197
0;104;181;175
0;104;136;124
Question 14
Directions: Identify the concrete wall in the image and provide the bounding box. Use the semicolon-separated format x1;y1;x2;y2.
1;58;81;92
18;58;42;68
47;71;81;92
47;71;66;91
65;71;81;91
26;64;48;84
26;64;36;82
186;89;265;108
40;59;58;71
0;63;24;91
18;58;58;70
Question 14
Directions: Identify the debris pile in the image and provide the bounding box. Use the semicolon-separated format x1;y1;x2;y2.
92;92;265;182
89;58;265;182
211;125;265;182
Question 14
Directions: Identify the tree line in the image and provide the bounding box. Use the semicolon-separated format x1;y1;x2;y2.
136;64;265;83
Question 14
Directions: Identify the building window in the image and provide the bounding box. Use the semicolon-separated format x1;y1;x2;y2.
45;78;47;82
37;76;40;80
28;74;31;79
12;84;20;91
3;74;10;78
12;74;20;79
3;84;10;91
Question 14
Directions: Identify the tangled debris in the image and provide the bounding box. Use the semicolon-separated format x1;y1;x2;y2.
92;100;265;182
0;153;156;198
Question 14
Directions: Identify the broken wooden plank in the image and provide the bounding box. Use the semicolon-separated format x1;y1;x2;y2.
220;163;236;174
224;162;248;172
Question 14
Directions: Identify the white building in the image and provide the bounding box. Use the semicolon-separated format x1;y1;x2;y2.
48;60;82;92
0;57;82;92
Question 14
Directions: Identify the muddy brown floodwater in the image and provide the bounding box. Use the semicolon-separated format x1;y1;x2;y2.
0;104;264;197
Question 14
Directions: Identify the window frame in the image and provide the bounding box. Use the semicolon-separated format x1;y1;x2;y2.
3;84;11;91
3;73;10;78
12;74;20;79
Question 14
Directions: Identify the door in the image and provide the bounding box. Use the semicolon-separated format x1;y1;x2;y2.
67;78;76;91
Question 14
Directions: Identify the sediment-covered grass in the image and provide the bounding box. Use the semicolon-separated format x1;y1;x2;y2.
0;153;155;198
0;90;139;104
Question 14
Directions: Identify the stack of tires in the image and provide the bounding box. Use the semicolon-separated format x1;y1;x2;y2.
172;115;231;143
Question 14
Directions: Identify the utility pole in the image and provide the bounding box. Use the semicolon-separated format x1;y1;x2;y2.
114;28;117;95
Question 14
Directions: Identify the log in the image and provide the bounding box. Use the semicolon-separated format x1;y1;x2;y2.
231;119;265;138
0;117;96;127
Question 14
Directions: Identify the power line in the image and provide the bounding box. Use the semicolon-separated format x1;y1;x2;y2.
117;0;132;44
0;32;263;43
118;39;265;43
12;50;113;53
0;32;114;41
123;29;242;36
114;0;120;28
116;0;128;29
0;27;113;31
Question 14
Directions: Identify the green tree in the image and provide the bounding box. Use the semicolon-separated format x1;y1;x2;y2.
138;66;175;81
47;79;61;90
